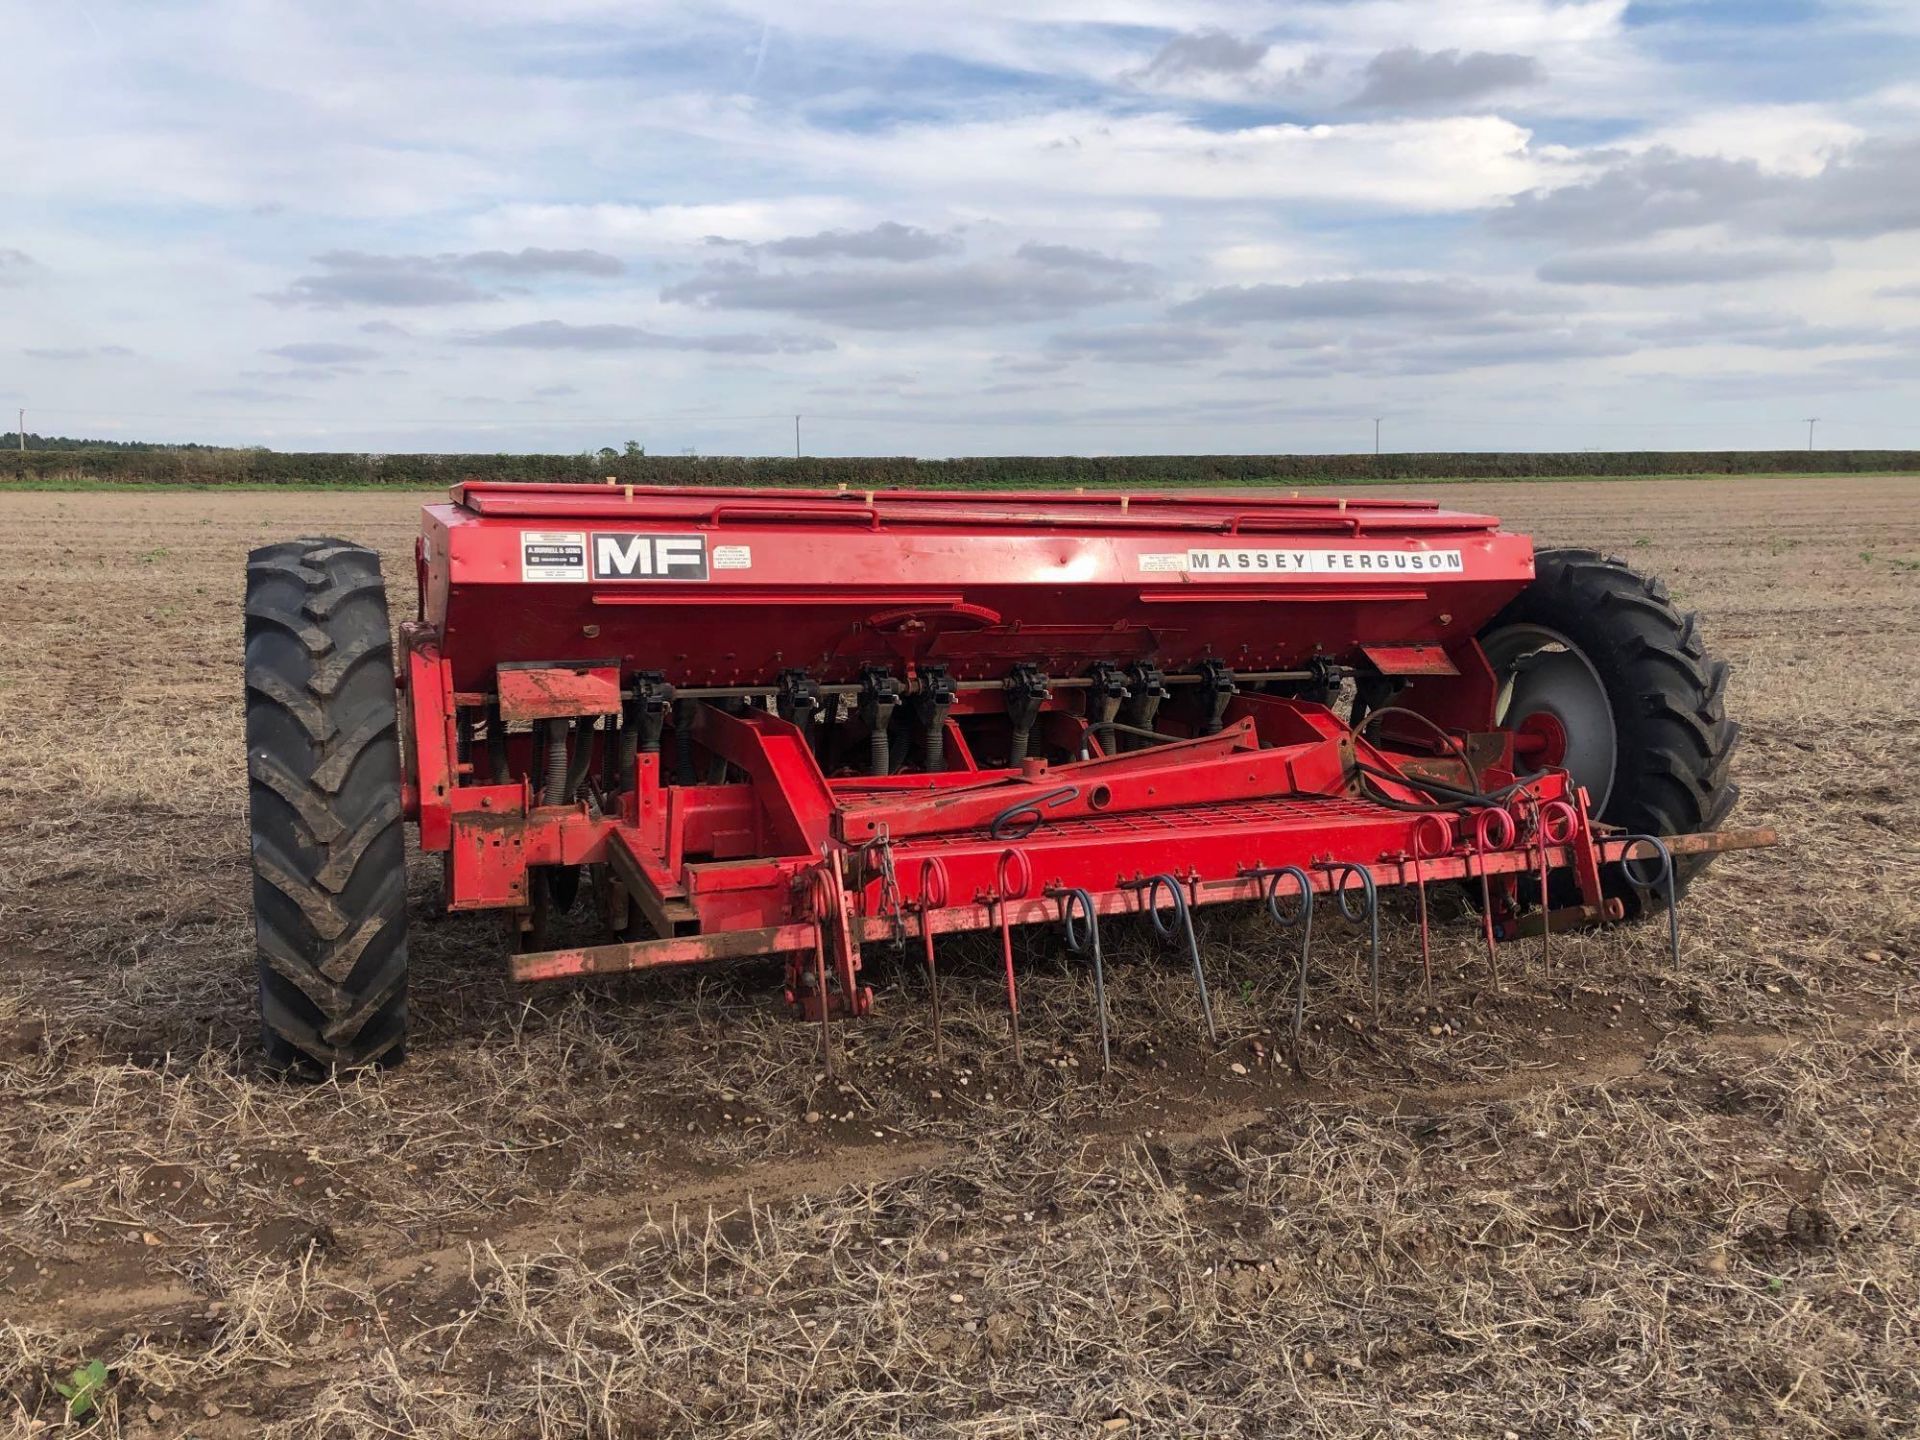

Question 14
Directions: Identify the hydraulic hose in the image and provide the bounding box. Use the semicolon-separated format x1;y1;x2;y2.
615;705;641;791
1353;761;1532;814
1354;705;1484;791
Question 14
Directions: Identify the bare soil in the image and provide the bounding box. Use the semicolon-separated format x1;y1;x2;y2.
1;477;1916;1438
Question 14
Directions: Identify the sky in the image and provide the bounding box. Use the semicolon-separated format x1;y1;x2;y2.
4;0;1920;457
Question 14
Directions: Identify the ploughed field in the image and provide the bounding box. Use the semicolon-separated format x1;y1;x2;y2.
1;477;1915;1438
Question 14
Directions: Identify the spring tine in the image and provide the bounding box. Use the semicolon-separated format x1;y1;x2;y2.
920;910;943;1064
1089;918;1111;1074
1535;805;1553;973
1410;815;1450;998
808;871;836;1078
1143;873;1217;1047
917;858;949;1065
1475;860;1501;988
1470;809;1515;990
1532;795;1581;979
1290;891;1313;1075
989;849;1030;1067
1051;887;1111;1074
813;931;834;1077
1364;875;1380;1017
1620;834;1681;967
1252;866;1315;1078
993;896;1023;1066
1412;858;1433;995
1323;864;1380;1019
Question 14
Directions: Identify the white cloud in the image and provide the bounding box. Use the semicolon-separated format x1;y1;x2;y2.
467;199;872;251
1635;104;1865;174
791;110;1556;210
1;0;1916;453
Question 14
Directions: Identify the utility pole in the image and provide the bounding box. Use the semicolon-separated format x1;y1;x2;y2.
1804;417;1818;451
15;409;22;453
795;414;801;459
1373;417;1382;456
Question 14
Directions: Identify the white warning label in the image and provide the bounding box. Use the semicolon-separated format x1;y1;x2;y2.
712;544;753;570
521;530;588;582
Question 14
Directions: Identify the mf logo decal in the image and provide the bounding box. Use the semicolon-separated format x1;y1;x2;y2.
590;532;709;581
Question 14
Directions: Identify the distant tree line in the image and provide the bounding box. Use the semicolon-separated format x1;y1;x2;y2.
3;444;1916;488
1;432;240;451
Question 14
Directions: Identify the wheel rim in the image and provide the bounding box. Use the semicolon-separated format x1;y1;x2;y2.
1481;622;1617;812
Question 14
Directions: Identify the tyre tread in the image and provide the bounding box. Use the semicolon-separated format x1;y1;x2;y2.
1485;548;1740;909
244;537;409;1071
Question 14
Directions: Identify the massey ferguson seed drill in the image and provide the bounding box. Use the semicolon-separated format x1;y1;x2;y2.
243;482;1770;1070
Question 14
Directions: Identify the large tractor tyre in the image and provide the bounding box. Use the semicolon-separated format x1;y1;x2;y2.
1479;549;1739;913
244;538;409;1071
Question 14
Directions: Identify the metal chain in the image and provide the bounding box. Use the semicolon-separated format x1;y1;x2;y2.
856;825;908;949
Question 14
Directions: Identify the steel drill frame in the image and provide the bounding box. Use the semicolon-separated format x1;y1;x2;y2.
395;481;1775;1033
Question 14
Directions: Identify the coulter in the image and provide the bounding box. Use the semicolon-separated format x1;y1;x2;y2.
243;483;1771;1071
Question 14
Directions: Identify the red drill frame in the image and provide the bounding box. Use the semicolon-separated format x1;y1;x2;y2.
395;481;1773;1028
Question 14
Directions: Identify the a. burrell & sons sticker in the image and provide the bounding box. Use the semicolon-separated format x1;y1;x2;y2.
520;531;589;582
